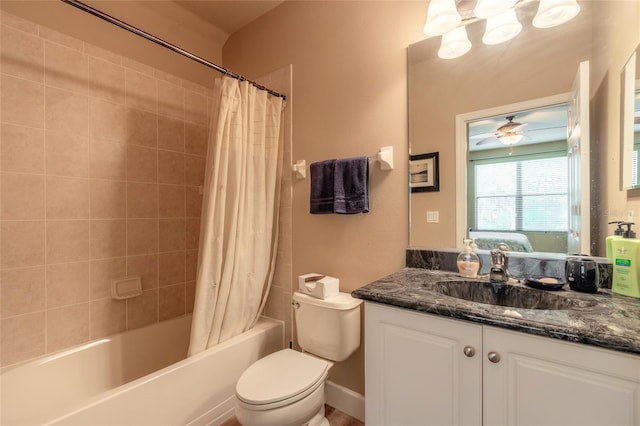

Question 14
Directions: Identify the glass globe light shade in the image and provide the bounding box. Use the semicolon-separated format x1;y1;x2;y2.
424;0;462;36
533;0;580;28
438;26;472;59
474;0;517;19
482;8;522;45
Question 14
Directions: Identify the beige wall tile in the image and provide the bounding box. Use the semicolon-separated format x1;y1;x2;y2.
186;281;195;314
184;154;205;186
1;25;44;83
127;254;158;290
186;218;200;250
159;284;185;321
1;221;45;268
90;138;127;180
1;124;45;173
185;123;208;156
1;12;39;34
158;116;184;152
159;184;185;218
44;40;88;94
39;27;83;51
45;130;89;177
89;98;126;142
91;219;126;259
1;266;45;318
91;257;126;300
2;74;44;128
127;182;158;218
45;86;88;136
1;172;44;220
159;218;185;252
155;69;182;86
46;176;90;219
122;57;155;77
46;303;90;352
126;289;157;329
126;108;157;147
182;80;206;95
184;90;207;125
127;219;158;255
46;261;90;308
158;150;184;185
185;186;202;218
125;69;156;113
1;312;45;366
46;220;90;264
127;145;157;183
185;250;198;282
91;298;126;339
89;56;125;104
157;79;184;119
90;180;126;219
159;251;185;287
85;43;122;65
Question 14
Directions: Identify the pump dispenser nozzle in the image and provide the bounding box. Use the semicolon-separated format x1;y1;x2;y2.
622;222;636;239
608;221;625;236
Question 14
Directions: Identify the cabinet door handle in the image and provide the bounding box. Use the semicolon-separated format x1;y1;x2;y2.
463;346;476;357
487;351;501;363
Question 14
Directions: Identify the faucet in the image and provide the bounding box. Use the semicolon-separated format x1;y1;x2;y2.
489;243;510;283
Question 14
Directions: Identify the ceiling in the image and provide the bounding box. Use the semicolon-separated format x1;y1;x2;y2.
173;0;285;35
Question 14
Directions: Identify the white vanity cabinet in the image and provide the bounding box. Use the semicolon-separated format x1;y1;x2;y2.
365;301;640;426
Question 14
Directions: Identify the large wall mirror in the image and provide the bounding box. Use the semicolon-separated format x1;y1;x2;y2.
409;1;638;257
621;43;640;190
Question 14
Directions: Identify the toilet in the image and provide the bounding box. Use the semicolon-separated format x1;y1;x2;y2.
234;291;363;426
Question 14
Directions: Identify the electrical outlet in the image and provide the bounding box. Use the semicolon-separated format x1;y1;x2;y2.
426;211;439;223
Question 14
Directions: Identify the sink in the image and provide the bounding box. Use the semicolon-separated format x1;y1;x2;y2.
433;280;597;310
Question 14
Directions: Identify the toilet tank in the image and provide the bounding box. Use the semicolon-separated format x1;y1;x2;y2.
292;291;363;362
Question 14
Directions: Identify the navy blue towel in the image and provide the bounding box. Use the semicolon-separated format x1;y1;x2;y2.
309;159;336;214
334;156;369;214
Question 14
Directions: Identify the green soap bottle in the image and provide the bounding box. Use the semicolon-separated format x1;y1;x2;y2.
606;221;625;261
611;222;640;298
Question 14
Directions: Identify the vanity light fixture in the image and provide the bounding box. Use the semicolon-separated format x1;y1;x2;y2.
426;0;581;59
532;0;580;28
424;0;462;36
438;26;472;59
482;8;522;45
474;0;518;19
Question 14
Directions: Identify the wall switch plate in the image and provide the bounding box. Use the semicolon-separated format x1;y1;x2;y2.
426;211;439;223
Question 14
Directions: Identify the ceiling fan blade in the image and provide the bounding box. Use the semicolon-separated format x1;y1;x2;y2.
475;136;499;146
470;132;498;140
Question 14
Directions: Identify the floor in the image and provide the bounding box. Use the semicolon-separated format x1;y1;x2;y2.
221;404;364;426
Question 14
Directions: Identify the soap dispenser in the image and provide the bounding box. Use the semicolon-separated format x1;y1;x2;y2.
611;222;640;298
606;221;624;261
458;238;480;278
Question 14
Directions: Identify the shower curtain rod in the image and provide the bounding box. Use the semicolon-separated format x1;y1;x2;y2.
60;0;286;100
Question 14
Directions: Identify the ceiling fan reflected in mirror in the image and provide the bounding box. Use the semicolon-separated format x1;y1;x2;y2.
468;103;569;151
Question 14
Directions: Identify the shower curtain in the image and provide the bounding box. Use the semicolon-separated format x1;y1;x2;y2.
188;76;284;356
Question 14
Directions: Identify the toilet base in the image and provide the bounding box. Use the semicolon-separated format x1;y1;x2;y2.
307;405;328;426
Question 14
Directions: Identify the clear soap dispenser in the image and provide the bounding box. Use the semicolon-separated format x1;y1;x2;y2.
458;238;480;278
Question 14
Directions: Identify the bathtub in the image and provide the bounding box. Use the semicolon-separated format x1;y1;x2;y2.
1;314;284;426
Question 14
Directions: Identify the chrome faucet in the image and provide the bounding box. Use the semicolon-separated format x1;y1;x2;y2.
489;243;510;283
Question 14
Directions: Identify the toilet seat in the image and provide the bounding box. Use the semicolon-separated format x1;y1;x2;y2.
236;349;330;411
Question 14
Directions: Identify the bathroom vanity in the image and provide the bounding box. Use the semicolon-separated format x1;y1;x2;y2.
353;268;640;426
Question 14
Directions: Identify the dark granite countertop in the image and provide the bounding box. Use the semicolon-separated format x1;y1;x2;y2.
352;268;640;356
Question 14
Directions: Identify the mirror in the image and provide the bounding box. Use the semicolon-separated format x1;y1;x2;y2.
407;0;638;256
621;43;640;190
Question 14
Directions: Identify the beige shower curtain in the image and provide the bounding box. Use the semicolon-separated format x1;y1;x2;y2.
188;76;284;355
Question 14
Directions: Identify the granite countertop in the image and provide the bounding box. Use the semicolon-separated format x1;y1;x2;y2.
352;268;640;356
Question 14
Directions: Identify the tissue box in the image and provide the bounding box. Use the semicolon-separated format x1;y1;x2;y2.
298;273;339;299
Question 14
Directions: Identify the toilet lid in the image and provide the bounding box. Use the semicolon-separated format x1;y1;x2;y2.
236;349;329;406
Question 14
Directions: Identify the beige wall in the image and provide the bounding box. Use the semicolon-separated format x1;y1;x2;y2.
594;1;640;256
224;1;426;394
0;11;211;366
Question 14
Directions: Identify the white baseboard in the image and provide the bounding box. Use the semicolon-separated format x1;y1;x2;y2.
325;380;365;423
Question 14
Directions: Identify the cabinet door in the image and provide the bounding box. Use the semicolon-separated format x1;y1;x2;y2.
365;302;482;426
483;326;640;426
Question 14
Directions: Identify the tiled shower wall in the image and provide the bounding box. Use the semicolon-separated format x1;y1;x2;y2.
0;12;211;367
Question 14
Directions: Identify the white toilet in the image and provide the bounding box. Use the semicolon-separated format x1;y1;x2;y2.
234;291;363;426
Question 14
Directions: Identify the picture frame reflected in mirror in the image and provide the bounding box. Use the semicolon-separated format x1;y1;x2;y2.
410;152;440;193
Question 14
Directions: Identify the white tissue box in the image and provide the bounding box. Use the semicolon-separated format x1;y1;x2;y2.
298;273;339;299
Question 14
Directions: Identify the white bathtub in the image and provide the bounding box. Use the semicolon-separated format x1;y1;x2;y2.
1;315;284;426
